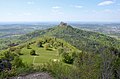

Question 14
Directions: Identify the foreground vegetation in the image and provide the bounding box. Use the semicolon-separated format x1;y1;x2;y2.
0;47;120;79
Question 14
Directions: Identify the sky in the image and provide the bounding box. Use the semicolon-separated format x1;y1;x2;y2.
0;0;120;22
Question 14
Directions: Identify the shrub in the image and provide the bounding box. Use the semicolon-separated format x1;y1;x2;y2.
12;56;25;68
62;53;74;64
0;52;35;78
36;41;43;47
44;61;81;79
15;49;23;55
30;50;36;55
44;43;50;50
9;47;17;52
26;44;31;49
19;45;26;49
57;47;65;55
0;64;35;78
2;51;15;61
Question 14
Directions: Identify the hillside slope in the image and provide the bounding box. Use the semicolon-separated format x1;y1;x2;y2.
19;22;120;53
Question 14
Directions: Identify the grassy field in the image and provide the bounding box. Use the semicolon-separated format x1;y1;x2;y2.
20;44;59;65
0;37;79;66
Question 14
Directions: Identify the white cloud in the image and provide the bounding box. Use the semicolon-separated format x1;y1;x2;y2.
27;1;34;5
52;6;61;9
75;5;83;8
98;1;114;6
51;6;63;15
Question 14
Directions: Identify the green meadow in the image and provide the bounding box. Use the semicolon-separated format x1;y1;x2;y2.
20;44;59;65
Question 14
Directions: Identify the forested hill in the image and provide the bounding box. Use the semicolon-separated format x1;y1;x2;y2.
19;22;120;54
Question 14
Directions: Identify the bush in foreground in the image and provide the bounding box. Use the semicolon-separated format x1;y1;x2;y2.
30;50;36;55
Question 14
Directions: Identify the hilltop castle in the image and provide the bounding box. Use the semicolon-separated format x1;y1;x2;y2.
59;22;67;27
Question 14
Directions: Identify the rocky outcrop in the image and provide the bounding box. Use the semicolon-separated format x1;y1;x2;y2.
8;72;53;79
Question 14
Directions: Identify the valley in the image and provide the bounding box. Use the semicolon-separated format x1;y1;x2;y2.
71;23;120;39
0;23;56;38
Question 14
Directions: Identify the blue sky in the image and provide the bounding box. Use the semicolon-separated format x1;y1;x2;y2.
0;0;120;22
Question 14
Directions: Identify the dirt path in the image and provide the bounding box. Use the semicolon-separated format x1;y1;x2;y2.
32;56;37;64
8;72;53;79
